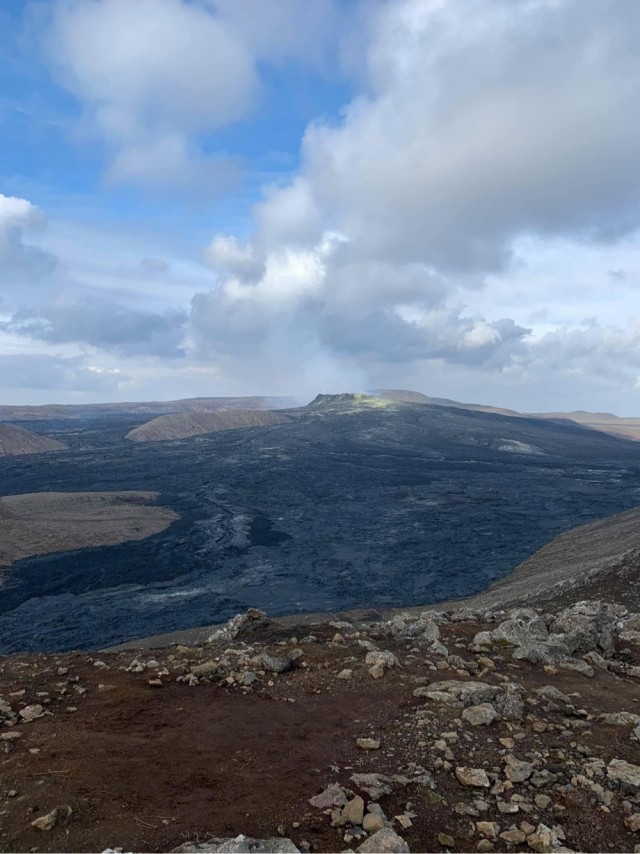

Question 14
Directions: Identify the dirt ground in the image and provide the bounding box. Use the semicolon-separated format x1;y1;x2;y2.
1;616;639;853
0;492;180;567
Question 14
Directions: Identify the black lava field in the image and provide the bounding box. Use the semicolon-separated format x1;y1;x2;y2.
1;399;640;653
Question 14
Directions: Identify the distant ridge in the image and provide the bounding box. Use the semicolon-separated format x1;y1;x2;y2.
0;396;296;422
375;389;640;441
374;388;520;416
126;409;291;443
0;423;65;457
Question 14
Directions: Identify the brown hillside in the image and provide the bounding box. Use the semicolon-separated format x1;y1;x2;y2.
0;491;180;568
126;410;292;442
0;423;65;457
532;411;640;441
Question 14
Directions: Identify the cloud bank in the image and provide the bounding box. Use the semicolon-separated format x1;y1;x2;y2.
2;0;640;409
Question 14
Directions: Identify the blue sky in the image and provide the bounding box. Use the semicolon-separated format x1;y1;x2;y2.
2;0;640;412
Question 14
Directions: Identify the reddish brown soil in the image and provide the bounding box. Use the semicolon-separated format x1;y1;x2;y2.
1;619;640;853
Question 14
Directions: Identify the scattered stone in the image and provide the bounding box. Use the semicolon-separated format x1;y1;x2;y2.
309;783;348;809
356;737;380;750
256;654;294;674
607;759;640;792
191;661;219;679
526;823;563;853
504;755;534;783
476;821;500;839
31;809;58;831
342;795;365;826
363;813;385;834
357;828;409;853
351;773;394;800
365;650;398;679
437;833;456;848
500;829;527;844
625;814;640;833
337;669;353;680
456;767;490;788
463;703;498;726
173;835;298;852
19;704;44;722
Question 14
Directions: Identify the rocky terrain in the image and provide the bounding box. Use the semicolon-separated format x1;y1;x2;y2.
3;394;640;652
0;423;66;457
126;410;292;443
1;595;639;853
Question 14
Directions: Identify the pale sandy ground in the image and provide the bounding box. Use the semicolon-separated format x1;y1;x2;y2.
0;491;180;568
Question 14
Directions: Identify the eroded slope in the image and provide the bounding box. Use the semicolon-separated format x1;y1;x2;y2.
0;423;65;457
126;410;291;442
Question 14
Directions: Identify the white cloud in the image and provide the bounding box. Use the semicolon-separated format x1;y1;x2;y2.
0;194;58;280
203;235;265;282
45;0;343;190
187;0;640;404
47;0;257;189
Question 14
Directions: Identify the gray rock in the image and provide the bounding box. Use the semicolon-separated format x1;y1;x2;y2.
462;703;498;726
31;809;58;831
351;773;394;800
511;638;569;664
363;813;385;834
504;755;534;783
364;650;399;670
413;680;496;707
558;658;594;677
191;661;219;679
19;704;44;722
550;600;620;657
257;655;294;674
607;758;640;792
492;609;547;647
342;795;365;825
356;737;381;750
172;836;299;853
309;783;348;809
357;828;409;853
455;766;490;787
599;712;640;728
493;685;525;720
472;631;494;648
525;823;563;853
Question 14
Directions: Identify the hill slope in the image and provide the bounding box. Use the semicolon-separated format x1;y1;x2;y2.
375;388;640;441
0;423;65;457
0;396;295;422
126;409;292;442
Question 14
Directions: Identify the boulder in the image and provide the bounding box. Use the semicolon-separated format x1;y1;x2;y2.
462;703;498;726
607;759;640;792
309;783;348;809
357;829;409;853
173;836;299;853
455;767;490;788
350;773;393;800
413;680;496;707
492;609;547;647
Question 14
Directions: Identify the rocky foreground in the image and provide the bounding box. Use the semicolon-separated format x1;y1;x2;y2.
1;601;640;853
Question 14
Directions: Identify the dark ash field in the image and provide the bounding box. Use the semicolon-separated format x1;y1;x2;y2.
1;396;640;653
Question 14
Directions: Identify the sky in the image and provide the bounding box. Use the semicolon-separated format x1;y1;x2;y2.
2;0;640;413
